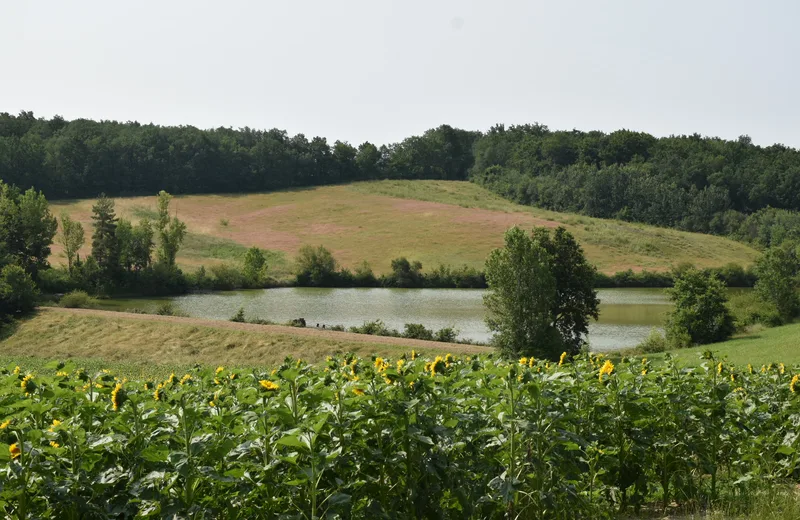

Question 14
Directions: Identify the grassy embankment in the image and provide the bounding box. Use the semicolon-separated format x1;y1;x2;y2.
0;309;489;379
49;180;759;280
646;322;800;367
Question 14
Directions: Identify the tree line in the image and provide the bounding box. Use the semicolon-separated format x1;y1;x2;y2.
0;112;477;199
3;112;800;248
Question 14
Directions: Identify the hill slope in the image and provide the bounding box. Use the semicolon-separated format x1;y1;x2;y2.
49;180;759;278
0;308;485;379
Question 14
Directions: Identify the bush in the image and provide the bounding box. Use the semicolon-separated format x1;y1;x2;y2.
665;268;735;346
434;327;459;343
36;267;77;294
59;290;97;309
636;328;668;353
349;320;398;337
156;302;178;316
287;318;306;328
230;307;246;323
0;264;39;316
402;323;434;341
209;264;246;291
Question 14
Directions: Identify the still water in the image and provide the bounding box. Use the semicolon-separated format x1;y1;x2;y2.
101;288;675;351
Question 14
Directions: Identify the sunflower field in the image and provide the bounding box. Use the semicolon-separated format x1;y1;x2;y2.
1;351;800;519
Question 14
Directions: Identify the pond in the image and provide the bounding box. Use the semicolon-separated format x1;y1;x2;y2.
99;287;684;351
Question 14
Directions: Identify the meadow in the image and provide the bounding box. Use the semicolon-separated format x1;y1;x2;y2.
48;181;759;280
3;352;800;518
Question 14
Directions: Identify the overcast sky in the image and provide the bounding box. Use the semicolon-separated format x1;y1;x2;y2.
2;1;798;146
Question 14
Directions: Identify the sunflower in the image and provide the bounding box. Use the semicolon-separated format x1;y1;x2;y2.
153;382;166;401
519;357;528;366
20;374;34;394
259;380;280;391
48;419;61;432
352;388;365;396
429;356;446;375
598;360;615;382
411;350;418;360
791;374;800;394
215;366;225;375
0;419;10;429
559;352;567;367
50;441;60;449
111;383;124;411
9;443;21;460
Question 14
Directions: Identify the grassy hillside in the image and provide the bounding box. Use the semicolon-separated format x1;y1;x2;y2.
49;180;759;279
647;322;800;367
0;309;487;379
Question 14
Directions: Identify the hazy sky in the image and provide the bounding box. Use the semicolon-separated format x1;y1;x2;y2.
2;1;798;146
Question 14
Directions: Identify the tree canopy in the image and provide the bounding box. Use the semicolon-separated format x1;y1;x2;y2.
484;226;598;360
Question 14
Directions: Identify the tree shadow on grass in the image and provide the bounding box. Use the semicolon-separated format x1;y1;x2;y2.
0;310;41;342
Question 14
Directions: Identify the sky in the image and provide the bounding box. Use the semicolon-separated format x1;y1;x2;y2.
1;0;799;147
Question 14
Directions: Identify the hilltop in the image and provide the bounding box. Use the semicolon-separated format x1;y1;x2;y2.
49;180;759;279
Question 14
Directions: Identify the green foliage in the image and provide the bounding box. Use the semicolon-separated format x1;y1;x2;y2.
155;302;178;316
295;245;338;287
402;323;434;341
90;194;119;282
484;227;559;359
155;191;187;268
3;353;800;517
0;182;57;278
484;226;598;360
0;264;39;316
387;257;423;288
242;246;268;286
58;290;96;309
230;307;246;323
348;320;398;337
531;226;599;353
666;268;736;346
636;328;669;353
755;243;800;323
58;213;84;273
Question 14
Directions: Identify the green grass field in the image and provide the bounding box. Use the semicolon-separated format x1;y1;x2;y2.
646;322;800;367
48;180;759;279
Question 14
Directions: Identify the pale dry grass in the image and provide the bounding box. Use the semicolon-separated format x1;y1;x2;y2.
0;308;488;369
49;181;760;277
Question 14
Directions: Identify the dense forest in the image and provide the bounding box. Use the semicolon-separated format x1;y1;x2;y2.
2;111;799;248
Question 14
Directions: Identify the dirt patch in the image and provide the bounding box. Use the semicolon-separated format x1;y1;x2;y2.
451;209;560;229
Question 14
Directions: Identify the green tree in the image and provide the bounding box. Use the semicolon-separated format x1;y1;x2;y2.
90;194;119;281
295;245;337;286
665;268;735;346
0;182;58;278
130;220;154;272
484;226;559;359
531;227;599;354
0;264;39;316
389;257;423;288
59;213;84;273
155;191;187;268
754;244;800;322
243;246;268;285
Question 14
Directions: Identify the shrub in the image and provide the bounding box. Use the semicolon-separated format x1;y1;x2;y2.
0;264;39;316
295;245;337;286
434;327;459;343
637;328;668;353
209;264;246;291
402;323;434;341
665;268;735;346
59;290;96;309
349;320;398;337
155;302;178;316
287;318;306;328
230;307;246;323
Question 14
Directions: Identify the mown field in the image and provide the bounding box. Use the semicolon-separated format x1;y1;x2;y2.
4;351;800;518
48;180;759;279
0;309;488;380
